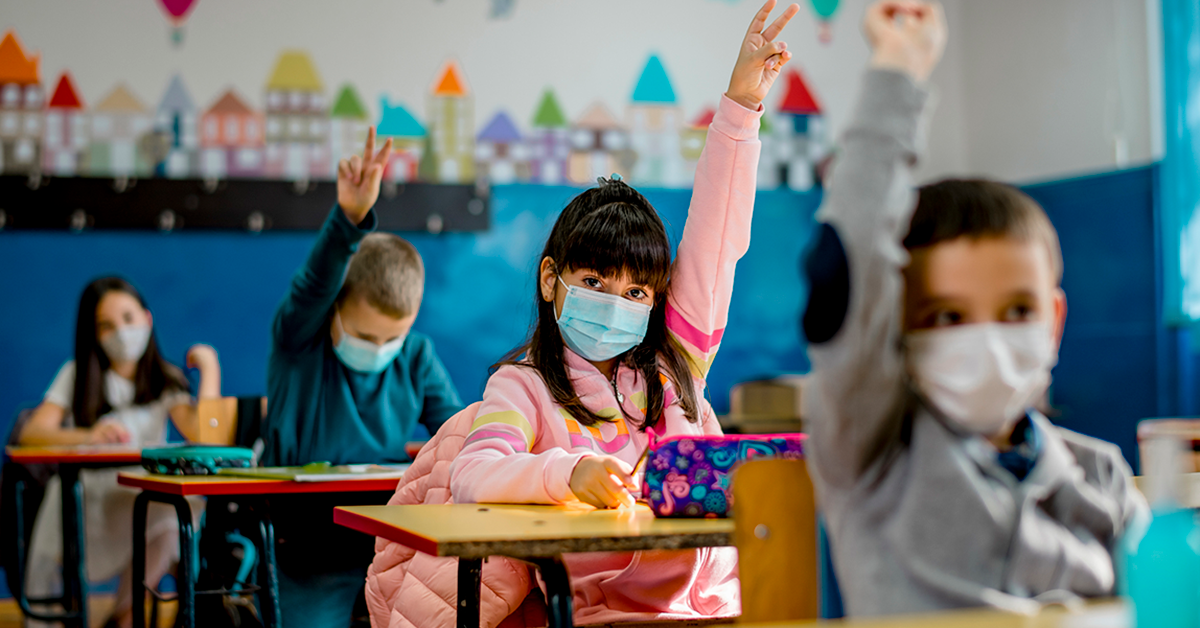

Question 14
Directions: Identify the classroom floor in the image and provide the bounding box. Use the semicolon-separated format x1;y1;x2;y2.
0;597;177;628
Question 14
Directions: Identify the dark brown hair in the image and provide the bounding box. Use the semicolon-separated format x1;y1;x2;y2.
72;277;189;427
495;179;701;429
904;179;1063;282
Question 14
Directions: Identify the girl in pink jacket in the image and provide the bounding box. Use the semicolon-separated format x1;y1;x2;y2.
367;1;800;625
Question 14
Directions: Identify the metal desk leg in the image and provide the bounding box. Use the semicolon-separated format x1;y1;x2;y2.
59;464;88;628
256;500;282;628
530;557;573;628
132;491;197;628
457;557;482;628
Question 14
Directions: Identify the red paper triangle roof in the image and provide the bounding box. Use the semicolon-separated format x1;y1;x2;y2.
49;73;83;109
432;62;468;97
690;107;715;128
779;69;821;115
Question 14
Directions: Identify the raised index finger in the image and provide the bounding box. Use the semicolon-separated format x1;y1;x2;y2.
746;0;779;37
762;2;800;42
364;126;377;161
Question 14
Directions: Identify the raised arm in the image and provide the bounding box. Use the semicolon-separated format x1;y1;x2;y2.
272;128;393;354
668;0;798;380
169;344;222;443
802;1;945;489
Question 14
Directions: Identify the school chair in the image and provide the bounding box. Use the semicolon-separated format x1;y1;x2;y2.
731;457;820;624
1;407;63;623
721;376;806;435
1136;418;1200;474
195;396;268;447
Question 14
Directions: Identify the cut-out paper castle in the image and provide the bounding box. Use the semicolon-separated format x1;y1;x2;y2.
1;29;830;192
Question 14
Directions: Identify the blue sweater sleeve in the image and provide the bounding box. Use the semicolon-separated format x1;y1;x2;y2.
272;205;377;354
413;336;463;435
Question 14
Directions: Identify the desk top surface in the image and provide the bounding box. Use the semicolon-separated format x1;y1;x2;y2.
333;503;734;559
116;471;401;496
765;601;1126;627
6;445;143;464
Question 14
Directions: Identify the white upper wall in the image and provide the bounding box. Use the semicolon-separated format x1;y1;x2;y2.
954;0;1160;184
0;0;1160;185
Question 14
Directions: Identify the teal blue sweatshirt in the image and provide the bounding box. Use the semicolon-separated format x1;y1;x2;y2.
261;206;463;466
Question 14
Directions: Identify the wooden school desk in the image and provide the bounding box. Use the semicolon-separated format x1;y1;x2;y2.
764;599;1127;627
6;445;144;628
334;503;735;628
117;471;406;628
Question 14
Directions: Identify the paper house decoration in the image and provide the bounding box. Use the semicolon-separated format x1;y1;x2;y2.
772;68;827;191
87;85;153;177
528;89;569;184
376;98;425;184
427;61;475;184
0;31;43;175
679;106;713;178
199;89;264;179
265;50;329;180
43;72;86;175
476;110;528;184
627;55;685;187
568;102;630;185
329;84;369;176
154;74;199;178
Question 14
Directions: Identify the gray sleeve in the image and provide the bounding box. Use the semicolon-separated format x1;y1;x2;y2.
803;70;931;490
43;360;76;409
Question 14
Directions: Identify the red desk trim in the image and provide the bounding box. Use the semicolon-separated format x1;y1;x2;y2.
7;448;143;464
117;473;401;496
333;507;439;556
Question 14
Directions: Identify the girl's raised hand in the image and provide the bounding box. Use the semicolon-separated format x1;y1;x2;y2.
337;126;394;225
726;0;801;111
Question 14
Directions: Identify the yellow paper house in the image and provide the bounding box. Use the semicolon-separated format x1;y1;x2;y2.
427;61;474;184
265;50;328;180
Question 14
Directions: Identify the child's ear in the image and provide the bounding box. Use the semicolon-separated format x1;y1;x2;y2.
1051;288;1067;352
539;257;557;302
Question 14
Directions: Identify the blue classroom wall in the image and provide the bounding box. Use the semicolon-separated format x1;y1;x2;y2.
0;184;818;441
0;166;1180;601
1024;165;1162;468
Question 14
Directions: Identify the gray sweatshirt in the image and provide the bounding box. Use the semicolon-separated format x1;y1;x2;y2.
802;69;1149;616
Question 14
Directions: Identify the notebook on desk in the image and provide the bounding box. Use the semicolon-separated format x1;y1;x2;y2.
217;463;410;482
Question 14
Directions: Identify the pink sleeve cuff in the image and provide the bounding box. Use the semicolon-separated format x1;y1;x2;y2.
711;94;764;142
546;451;594;503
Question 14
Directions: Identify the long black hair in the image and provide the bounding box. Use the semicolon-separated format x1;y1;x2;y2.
495;179;701;430
72;277;189;427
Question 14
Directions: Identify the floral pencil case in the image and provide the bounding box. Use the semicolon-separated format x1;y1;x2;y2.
639;432;805;518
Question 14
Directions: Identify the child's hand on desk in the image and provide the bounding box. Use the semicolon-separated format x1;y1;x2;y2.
570;455;638;509
726;0;800;111
865;1;947;83
337;126;394;225
88;419;131;445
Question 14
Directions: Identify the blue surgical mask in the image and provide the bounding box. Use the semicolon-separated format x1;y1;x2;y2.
332;312;406;374
555;276;651;362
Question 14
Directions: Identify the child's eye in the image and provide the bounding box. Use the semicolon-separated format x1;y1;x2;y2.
627;288;648;300
1003;304;1036;322
931;310;962;327
582;277;603;289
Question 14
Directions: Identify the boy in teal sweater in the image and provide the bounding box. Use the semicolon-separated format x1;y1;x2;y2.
264;128;462;627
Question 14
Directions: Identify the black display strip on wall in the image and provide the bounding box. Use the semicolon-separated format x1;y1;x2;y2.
0;175;489;233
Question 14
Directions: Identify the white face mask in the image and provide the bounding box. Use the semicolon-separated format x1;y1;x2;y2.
904;322;1057;435
100;324;151;364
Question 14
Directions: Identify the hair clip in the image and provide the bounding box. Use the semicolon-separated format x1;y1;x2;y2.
598;173;624;187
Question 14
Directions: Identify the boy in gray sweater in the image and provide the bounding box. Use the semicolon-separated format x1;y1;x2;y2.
802;0;1148;616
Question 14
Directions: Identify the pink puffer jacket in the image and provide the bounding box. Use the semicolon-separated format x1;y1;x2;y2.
364;402;546;628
